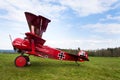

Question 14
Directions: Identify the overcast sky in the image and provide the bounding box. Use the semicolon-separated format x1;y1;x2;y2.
0;0;120;50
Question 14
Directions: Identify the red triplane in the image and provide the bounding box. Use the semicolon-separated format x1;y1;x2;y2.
12;12;89;67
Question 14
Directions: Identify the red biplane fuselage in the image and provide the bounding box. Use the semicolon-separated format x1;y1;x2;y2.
12;12;89;67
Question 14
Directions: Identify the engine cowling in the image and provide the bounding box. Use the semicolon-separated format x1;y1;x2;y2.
12;38;31;52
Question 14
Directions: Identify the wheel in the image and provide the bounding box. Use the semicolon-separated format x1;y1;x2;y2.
15;56;27;67
23;56;31;66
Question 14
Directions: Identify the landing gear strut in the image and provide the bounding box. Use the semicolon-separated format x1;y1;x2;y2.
14;55;30;67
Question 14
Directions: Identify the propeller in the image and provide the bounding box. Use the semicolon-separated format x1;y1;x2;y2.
9;34;16;52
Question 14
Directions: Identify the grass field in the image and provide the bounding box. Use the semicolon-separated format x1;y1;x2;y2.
0;53;120;80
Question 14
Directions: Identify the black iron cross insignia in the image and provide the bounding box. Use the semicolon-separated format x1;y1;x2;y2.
58;52;65;60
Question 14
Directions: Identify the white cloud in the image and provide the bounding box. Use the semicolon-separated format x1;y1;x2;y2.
100;14;120;22
0;0;119;21
59;0;119;16
0;0;66;22
82;23;120;34
45;38;120;50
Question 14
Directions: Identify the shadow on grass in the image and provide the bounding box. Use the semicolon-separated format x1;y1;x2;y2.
29;60;87;69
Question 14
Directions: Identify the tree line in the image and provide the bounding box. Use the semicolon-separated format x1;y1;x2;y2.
88;47;120;57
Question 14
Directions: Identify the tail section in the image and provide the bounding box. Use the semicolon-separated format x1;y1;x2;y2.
77;50;89;62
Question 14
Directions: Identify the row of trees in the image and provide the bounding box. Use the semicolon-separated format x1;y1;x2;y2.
88;47;120;57
59;47;120;57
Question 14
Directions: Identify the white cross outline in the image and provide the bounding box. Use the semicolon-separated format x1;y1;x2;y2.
58;52;65;60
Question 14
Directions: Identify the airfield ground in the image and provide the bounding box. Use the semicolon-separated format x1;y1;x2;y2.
0;53;120;80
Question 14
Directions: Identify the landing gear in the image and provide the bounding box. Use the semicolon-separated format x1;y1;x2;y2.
15;55;30;67
75;61;80;66
23;55;31;66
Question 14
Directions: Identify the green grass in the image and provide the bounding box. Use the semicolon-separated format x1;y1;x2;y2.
0;53;120;80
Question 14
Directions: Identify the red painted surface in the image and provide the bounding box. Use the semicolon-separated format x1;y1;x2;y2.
12;12;89;65
15;56;27;67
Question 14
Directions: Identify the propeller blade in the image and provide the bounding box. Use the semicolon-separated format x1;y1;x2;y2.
9;34;12;43
9;34;15;51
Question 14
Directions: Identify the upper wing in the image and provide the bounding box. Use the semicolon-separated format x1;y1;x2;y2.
25;12;51;37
